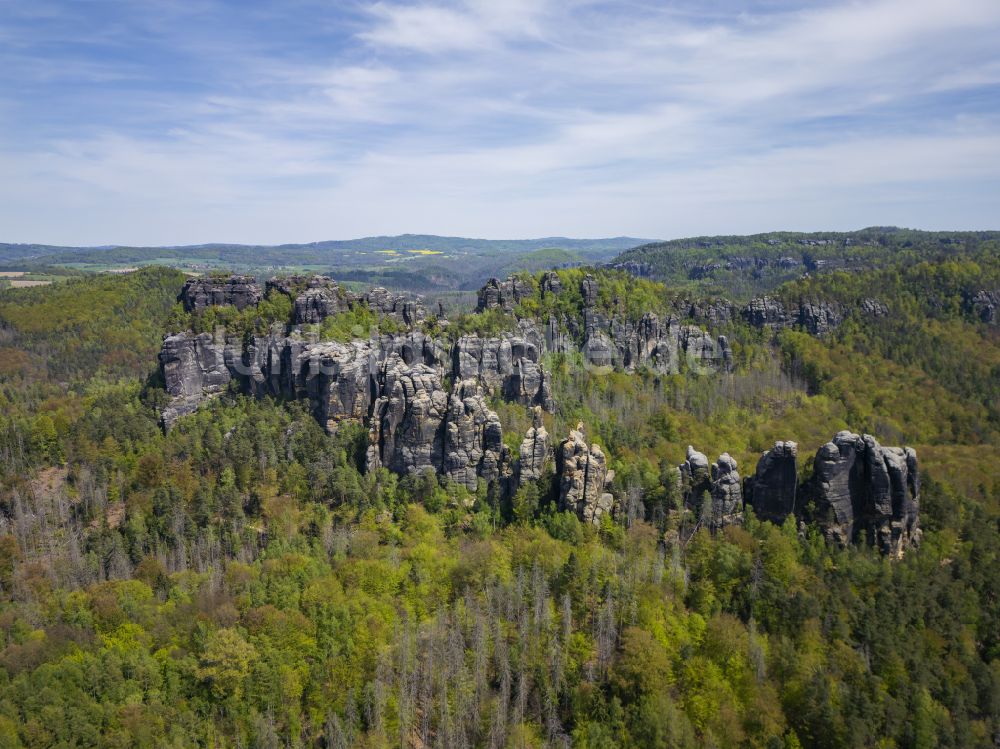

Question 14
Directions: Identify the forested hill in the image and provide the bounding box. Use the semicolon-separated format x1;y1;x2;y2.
610;227;1000;299
0;247;998;747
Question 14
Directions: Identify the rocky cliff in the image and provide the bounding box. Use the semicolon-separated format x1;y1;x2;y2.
159;273;921;554
179;275;262;312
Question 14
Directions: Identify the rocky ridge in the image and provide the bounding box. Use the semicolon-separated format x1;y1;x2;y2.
159;272;921;554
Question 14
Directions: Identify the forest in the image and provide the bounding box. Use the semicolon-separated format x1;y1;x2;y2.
0;234;998;748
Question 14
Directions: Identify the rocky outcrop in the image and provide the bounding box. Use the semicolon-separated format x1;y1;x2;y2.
293;277;350;324
677;448;744;528
362;287;426;327
453;330;553;410
540;271;563;297
558;425;614;524
180;275;262;312
580;275;599;307
742;297;843;335
796;302;843;335
477;276;530;313
808;431;920;555
861;298;889;317
743;297;789;328
967;290;999;324
710;453;743;527
745;441;798;523
159;333;234;427
678;446;712;507
518;407;551;488
364;359;503;492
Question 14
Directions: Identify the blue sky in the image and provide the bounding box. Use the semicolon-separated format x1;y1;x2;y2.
1;0;999;245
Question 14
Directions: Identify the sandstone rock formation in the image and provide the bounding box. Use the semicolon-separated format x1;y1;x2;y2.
518;407;551;489
453;330;553;410
678;447;743;528
742;297;843;335
558;425;614;524
710;453;743;527
745;441;799;523
539;271;562;297
808;431;920;555
159;332;233;427
292;277;349;324
580;275;600;307
476;276;530;313
967;290;999;324
678;445;711;507
180;275;262;312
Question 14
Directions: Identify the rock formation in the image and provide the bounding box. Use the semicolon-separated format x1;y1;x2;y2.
179;275;262;312
580;275;600;307
476;276;530;313
518;407;551;488
558;425;614;524
453;329;553;410
678;446;712;507
745;441;799;524
678;447;743;528
710;453;743;527
292;277;349;324
808;431;920;555
742;297;843;335
967;289;999;324
159;333;233;427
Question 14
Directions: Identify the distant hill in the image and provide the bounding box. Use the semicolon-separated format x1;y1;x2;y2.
0;234;653;265
608;227;1000;300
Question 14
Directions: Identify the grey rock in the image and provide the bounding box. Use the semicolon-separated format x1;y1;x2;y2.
476;276;530;313
710;453;744;527
540;271;563;297
678;445;711;508
746;441;799;524
580;274;600;308
968;290;999;324
809;431;921;555
558;425;614;524
362;287;426;327
518;407;551;487
159;332;232;427
743;297;788;328
179;275;262;312
293;277;350;324
861;298;889;317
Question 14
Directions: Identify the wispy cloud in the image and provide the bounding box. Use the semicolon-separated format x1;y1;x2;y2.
0;0;998;244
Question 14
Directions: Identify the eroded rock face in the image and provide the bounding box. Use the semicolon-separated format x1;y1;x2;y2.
293;277;350;324
678;445;711;507
159;333;233;427
364;358;504;491
477;276;530;313
518;407;551;488
746;441;798;524
558;425;614;524
180;276;262;312
710;453;744;527
968;290;999;324
580;275;599;307
809;431;920;555
540;271;562;297
743;297;788;328
797;302;844;335
453;330;553;410
363;287;426;327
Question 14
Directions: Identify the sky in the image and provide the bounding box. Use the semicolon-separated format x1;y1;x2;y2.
1;0;999;246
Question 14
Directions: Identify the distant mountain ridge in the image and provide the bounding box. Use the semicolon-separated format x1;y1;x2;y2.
0;234;655;263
